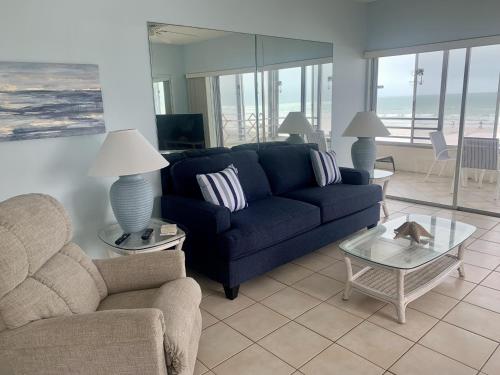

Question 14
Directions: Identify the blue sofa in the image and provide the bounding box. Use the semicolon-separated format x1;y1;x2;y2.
161;143;382;299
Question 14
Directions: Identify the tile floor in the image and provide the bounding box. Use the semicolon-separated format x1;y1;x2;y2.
190;199;500;375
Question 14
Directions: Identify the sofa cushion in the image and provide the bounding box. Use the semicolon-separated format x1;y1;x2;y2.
231;141;289;151
310;149;342;186
170;150;271;202
196;164;248;212
258;144;318;195
218;196;321;260
161;148;230;195
284;183;382;223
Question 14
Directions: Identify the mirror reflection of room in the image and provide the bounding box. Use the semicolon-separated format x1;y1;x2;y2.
147;23;333;151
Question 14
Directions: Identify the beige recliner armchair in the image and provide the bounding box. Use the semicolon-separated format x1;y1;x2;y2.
0;194;202;375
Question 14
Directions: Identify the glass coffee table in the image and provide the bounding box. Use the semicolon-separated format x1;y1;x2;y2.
339;214;475;323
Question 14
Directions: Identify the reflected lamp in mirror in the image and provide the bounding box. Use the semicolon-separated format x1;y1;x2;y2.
342;111;389;176
278;112;314;144
89;129;169;233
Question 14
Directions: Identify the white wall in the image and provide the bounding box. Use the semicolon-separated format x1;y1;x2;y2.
0;0;367;258
366;0;500;51
183;33;256;74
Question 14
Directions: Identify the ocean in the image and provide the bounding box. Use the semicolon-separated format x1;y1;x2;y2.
378;92;499;123
0;89;105;141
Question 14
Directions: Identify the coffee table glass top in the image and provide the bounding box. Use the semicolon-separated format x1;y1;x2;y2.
340;214;476;270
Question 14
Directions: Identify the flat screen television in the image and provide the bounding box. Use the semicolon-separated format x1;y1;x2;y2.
156;113;205;151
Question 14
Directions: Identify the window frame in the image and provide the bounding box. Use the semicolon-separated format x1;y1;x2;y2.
212;59;332;147
372;52;448;144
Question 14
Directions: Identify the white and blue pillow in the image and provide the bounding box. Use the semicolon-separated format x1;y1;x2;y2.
196;164;248;212
310;149;342;187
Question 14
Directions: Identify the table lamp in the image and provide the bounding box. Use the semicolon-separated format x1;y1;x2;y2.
342;111;389;176
278;112;314;144
89;129;169;233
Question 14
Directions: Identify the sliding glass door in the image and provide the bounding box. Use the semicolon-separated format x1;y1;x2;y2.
372;42;500;216
375;52;451;206
456;45;500;213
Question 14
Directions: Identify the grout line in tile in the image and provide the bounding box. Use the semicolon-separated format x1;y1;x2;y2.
478;342;500;374
326;289;388;320
203;321;254;370
196;202;500;372
439;301;500;344
417;339;490;372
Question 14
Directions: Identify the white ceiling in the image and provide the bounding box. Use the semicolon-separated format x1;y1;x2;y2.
148;24;229;45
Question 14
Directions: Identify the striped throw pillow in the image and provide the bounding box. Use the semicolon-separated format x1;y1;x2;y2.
310;149;342;187
196;164;248;212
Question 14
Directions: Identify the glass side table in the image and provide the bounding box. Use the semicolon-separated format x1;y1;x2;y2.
370;169;394;217
98;218;186;257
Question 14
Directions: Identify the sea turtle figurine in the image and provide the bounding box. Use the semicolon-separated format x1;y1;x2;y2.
394;221;433;243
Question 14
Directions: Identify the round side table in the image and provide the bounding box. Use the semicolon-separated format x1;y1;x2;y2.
370;169;394;218
98;218;186;257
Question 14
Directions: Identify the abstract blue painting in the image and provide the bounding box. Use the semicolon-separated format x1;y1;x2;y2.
0;62;105;142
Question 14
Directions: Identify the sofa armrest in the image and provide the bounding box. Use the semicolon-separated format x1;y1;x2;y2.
161;195;231;235
94;250;186;294
340;167;370;185
0;309;167;375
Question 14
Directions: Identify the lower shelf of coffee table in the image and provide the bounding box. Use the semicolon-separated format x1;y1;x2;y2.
351;254;459;300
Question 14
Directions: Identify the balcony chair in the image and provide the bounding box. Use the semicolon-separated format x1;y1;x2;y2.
461;137;500;199
424;131;456;182
0;194;202;375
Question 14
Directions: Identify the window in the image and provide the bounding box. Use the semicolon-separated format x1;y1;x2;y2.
153;80;174;115
466;45;500;139
372;44;500;145
218;73;257;147
212;61;333;147
259;61;333;143
375;53;444;143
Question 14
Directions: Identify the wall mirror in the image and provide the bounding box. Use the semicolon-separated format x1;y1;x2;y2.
147;22;333;151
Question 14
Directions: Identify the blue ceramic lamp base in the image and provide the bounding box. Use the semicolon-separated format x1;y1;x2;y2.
286;134;305;144
109;174;153;233
351;137;376;177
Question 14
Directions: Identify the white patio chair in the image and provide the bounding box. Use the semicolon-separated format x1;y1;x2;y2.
424;131;456;181
461;137;500;199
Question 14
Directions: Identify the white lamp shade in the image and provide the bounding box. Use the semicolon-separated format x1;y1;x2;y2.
88;129;169;177
278;112;313;135
342;111;390;137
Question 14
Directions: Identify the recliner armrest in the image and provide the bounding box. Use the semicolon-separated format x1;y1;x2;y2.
339;167;370;185
0;309;167;375
161;195;231;235
94;250;186;294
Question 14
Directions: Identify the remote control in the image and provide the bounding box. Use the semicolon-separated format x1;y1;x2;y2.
141;228;154;241
115;233;130;245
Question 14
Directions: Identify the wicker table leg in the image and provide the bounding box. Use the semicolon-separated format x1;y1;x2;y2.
457;243;466;277
381;179;390;217
343;256;353;300
396;269;406;324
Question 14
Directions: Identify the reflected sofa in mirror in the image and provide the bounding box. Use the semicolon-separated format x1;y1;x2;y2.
147;23;333;151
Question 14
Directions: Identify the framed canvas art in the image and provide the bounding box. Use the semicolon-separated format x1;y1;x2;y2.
0;62;105;142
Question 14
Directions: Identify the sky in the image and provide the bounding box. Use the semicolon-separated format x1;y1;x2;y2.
378;44;500;97
0;62;101;92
